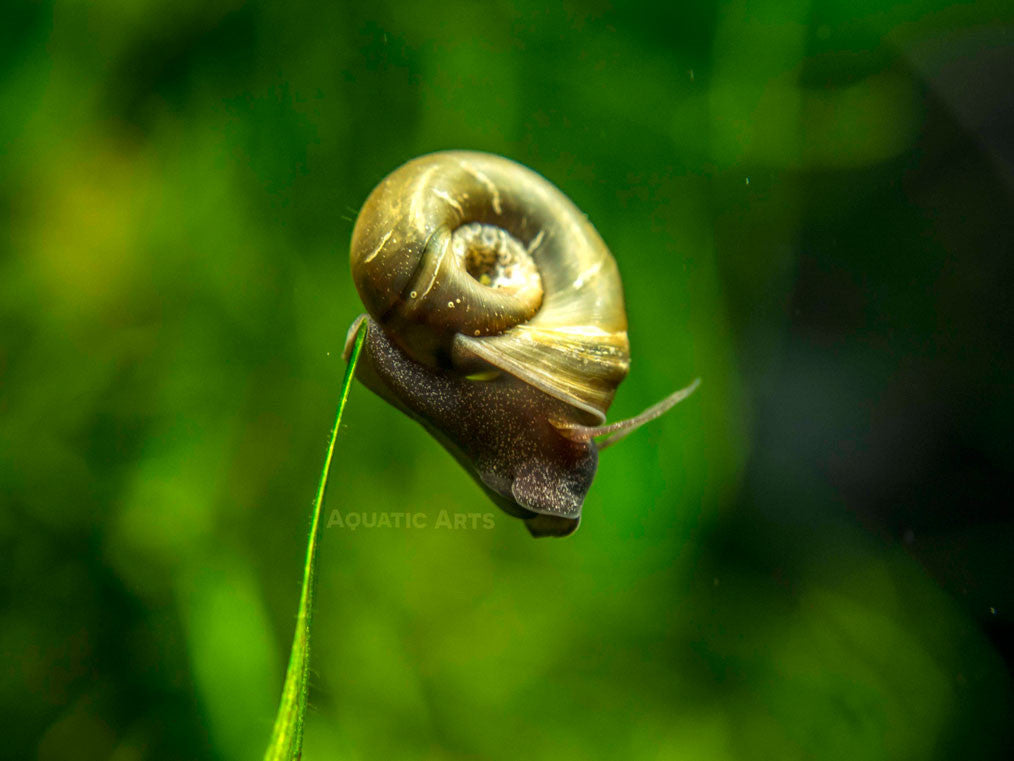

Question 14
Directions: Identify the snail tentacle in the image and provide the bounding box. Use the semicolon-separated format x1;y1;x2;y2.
553;378;701;448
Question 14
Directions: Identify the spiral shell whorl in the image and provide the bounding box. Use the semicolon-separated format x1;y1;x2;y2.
350;150;630;422
351;153;546;362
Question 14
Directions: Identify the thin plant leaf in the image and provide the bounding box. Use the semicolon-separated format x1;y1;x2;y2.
264;322;366;761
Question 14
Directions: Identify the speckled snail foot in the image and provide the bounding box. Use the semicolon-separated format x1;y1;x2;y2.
344;151;698;537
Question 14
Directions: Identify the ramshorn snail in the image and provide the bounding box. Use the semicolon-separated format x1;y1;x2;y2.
345;151;698;537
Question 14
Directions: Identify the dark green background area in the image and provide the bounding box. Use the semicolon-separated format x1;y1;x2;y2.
2;1;1012;759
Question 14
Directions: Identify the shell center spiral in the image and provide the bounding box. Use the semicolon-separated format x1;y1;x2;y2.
451;222;543;303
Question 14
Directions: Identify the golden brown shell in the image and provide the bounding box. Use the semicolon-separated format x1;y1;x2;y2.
350;150;630;423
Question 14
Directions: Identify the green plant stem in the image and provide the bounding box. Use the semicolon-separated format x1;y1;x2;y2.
264;323;367;761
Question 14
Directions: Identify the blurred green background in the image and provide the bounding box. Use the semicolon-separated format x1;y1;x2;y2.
2;1;1013;759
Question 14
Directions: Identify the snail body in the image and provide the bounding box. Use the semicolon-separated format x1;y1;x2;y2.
346;151;696;537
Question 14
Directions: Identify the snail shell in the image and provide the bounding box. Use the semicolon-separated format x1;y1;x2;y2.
345;151;690;537
349;151;630;423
